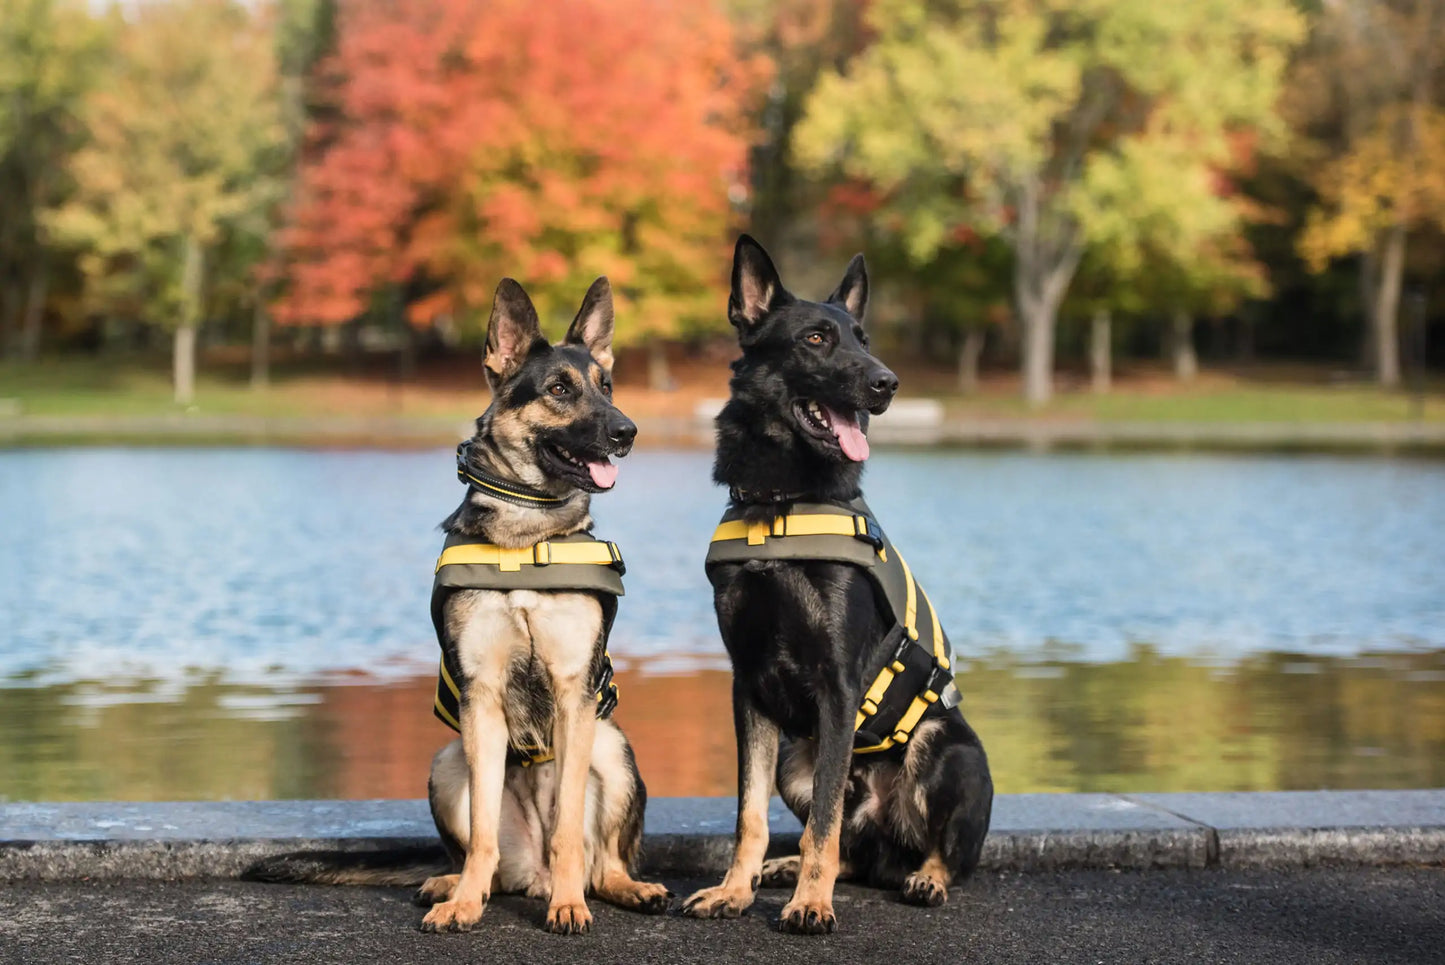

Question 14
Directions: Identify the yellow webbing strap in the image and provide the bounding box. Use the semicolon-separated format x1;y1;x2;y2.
435;540;620;573
435;659;461;730
896;552;919;641
922;590;948;669
711;513;869;545
891;691;937;745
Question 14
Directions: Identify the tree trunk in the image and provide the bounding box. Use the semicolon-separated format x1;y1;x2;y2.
1359;246;1379;372
1171;309;1197;382
647;340;673;391
174;324;197;406
1019;298;1055;407
0;280;19;359
1011;180;1081;408
251;300;271;390
18;257;48;361
1373;223;1405;388
1090;308;1112;394
957;329;984;394
174;237;203;406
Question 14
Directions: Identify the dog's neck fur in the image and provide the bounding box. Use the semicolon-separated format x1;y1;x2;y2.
442;429;594;549
713;386;864;510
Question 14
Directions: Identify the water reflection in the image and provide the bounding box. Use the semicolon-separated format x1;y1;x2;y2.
3;647;1441;802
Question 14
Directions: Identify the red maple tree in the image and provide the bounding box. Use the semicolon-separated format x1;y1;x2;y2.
275;0;769;342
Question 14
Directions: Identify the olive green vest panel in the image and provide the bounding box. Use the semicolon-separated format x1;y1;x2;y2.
431;531;624;761
705;498;960;755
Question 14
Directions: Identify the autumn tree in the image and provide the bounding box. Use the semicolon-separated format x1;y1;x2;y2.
277;0;766;387
794;0;1303;405
46;0;288;404
1292;0;1445;387
0;0;109;361
1074;128;1271;382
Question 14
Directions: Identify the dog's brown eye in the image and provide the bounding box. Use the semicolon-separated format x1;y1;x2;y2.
805;332;825;345
549;383;568;397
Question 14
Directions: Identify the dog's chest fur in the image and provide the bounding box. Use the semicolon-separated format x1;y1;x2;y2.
444;588;604;749
712;558;887;739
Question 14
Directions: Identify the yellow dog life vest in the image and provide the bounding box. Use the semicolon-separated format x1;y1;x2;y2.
431;530;625;766
705;499;962;755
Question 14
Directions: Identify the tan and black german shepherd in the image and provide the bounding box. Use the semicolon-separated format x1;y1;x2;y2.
246;278;668;934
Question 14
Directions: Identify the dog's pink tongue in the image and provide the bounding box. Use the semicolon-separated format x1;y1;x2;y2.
824;406;870;462
587;459;618;489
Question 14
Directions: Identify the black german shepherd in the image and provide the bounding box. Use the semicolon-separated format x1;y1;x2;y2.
246;278;668;934
682;236;993;934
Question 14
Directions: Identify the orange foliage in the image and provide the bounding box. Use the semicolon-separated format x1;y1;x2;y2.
275;0;769;338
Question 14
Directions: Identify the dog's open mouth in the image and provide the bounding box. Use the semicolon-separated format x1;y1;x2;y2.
544;444;619;491
793;399;869;462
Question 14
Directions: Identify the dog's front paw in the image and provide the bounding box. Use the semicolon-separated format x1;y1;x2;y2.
778;897;836;935
420;897;485;932
681;884;753;919
545;899;593;935
901;871;948;907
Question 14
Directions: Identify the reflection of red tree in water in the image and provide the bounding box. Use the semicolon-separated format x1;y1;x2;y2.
314;670;737;800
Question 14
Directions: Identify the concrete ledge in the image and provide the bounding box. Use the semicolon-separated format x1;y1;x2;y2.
2;791;1441;882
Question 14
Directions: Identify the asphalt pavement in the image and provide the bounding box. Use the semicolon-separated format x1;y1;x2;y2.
2;868;1442;965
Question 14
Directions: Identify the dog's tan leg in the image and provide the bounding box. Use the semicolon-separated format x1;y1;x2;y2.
420;692;508;932
778;694;853;935
544;673;597;934
902;852;951;907
682;696;779;919
779;794;844;933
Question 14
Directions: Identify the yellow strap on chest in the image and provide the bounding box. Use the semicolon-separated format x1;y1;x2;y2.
711;512;876;546
436;539;620;573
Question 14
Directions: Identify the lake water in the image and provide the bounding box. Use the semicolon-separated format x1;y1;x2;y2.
1;447;1442;801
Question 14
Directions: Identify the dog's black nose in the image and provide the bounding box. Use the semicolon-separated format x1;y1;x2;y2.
608;416;637;447
869;368;900;398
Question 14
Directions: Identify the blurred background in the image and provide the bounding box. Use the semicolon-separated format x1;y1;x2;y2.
0;0;1442;803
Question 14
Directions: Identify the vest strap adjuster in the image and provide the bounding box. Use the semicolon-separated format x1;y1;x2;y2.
852;514;884;550
606;540;626;576
533;541;552;565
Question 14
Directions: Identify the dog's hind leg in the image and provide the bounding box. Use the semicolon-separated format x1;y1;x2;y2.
682;691;780;919
901;853;950;907
895;719;993;906
588;723;669;914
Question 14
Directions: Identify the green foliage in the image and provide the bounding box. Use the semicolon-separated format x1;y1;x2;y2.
794;0;1304;393
45;0;288;332
0;0;110;349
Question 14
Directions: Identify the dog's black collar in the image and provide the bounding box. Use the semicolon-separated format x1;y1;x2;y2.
728;486;812;506
456;441;573;508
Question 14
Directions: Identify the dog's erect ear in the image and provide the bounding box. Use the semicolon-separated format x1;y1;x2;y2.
565;276;615;372
729;234;792;334
484;278;545;383
826;253;869;322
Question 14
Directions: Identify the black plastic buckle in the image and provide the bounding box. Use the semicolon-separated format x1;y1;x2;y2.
455;440;472;485
606;541;626;576
852;514;885;551
928;663;955;694
888;626;912;664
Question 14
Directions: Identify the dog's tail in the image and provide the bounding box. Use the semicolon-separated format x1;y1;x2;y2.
241;847;449;887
